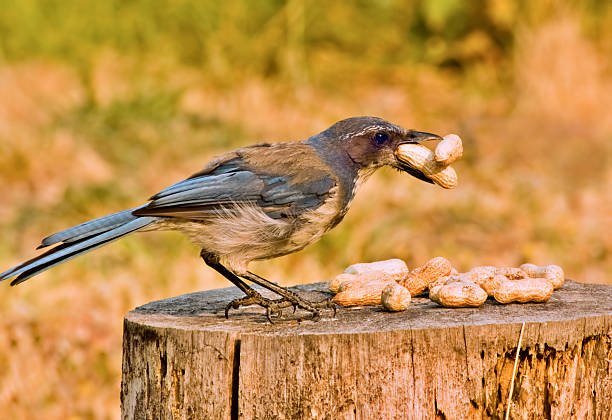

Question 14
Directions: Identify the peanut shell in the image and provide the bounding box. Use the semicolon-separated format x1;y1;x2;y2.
466;267;527;296
399;256;454;296
332;280;395;307
438;282;488;308
395;144;458;189
493;278;554;304
495;267;528;280
520;263;564;289
330;271;388;293
344;259;409;282
428;275;472;304
329;273;357;293
477;274;507;296
381;283;411;312
434;134;463;165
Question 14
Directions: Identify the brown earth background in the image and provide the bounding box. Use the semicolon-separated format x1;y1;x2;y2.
0;1;611;418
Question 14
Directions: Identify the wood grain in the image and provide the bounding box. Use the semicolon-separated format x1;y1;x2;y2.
121;280;612;419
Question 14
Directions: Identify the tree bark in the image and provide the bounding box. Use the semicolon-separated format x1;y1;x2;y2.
121;280;612;419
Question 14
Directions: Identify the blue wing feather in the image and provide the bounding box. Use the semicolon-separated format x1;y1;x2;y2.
134;156;335;219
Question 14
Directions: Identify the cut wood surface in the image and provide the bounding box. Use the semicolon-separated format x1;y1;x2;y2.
121;280;612;419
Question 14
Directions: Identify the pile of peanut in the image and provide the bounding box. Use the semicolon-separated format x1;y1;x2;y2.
329;258;564;311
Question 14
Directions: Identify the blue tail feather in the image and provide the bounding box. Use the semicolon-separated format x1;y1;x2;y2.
0;208;155;285
38;204;149;248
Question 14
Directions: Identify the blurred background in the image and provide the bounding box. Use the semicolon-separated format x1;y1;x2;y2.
0;0;611;417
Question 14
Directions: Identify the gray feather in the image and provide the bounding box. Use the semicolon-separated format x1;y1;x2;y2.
136;166;336;220
38;204;148;248
0;217;155;284
150;172;264;208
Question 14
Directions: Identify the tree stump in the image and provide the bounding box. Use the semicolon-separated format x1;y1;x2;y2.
121;280;612;419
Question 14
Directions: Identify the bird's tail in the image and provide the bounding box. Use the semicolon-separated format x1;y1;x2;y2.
0;206;156;285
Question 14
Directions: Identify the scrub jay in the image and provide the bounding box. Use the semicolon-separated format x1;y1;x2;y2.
0;116;441;321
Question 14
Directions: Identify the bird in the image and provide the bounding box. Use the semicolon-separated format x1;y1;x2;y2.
0;116;441;321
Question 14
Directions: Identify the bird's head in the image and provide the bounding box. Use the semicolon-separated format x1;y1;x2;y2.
323;116;442;183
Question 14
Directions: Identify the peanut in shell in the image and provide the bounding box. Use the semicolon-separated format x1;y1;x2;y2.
520;263;564;289
399;256;454;296
434;134;463;165
332;279;395;307
438;281;488;308
381;283;411;312
344;259;409;282
493;278;554;304
395;144;458;189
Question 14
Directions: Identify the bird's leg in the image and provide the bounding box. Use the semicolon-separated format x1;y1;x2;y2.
200;251;297;322
200;251;335;321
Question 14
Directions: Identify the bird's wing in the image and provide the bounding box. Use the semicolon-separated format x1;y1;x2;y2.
132;143;336;220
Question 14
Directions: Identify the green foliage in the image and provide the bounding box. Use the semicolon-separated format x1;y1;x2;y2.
2;0;610;87
0;1;520;76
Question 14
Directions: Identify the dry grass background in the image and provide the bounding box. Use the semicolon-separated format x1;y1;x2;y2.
0;1;611;418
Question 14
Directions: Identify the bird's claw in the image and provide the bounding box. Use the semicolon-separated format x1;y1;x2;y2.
224;290;270;319
307;297;336;320
224;292;335;323
325;298;337;316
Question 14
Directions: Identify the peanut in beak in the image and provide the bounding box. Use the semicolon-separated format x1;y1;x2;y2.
395;134;463;189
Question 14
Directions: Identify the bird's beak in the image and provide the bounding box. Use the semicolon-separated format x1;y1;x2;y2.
400;130;443;145
394;130;442;184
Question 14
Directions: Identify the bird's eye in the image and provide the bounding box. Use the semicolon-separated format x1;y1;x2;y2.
374;132;388;145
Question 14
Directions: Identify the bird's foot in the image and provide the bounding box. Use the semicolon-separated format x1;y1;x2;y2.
225;290;270;318
266;294;337;323
225;290;336;323
300;297;337;318
224;291;293;322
